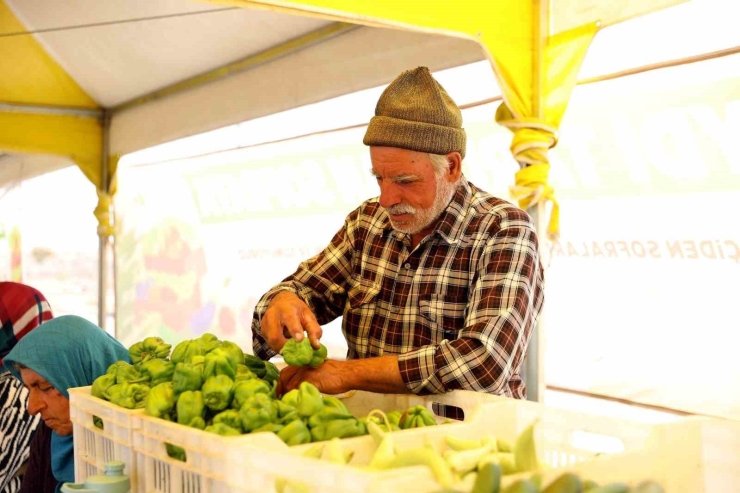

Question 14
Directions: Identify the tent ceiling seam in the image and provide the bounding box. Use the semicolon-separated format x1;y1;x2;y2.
0;7;239;38
579;44;740;86
0;102;102;118
111;22;359;114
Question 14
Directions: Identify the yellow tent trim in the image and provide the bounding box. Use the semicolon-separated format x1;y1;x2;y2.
498;22;599;241
94;154;119;237
0;0;98;109
0;111;101;182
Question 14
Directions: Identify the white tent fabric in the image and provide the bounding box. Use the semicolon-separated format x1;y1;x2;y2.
5;0;331;107
110;27;484;155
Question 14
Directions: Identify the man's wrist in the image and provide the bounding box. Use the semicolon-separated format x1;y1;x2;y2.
336;356;408;394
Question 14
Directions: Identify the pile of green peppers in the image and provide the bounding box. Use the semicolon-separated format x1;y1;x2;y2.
90;331;443;464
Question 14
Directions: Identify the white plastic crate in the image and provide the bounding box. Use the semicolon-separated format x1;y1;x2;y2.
243;398;659;493
171;397;657;493
130;388;503;493
68;386;145;491
509;417;740;492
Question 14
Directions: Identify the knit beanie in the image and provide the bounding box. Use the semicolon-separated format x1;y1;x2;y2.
363;66;466;158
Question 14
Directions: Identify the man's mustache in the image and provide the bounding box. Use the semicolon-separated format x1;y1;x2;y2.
386;204;416;215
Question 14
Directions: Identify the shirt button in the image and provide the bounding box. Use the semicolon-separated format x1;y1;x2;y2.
404;263;411;269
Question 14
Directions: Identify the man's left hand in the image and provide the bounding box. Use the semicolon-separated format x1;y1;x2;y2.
277;359;352;396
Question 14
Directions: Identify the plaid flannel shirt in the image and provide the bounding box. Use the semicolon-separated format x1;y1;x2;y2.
252;177;544;398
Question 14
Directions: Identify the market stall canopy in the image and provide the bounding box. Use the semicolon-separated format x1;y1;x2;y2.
1;0;685;174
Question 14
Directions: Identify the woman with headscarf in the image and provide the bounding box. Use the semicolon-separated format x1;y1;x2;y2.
0;282;53;493
3;314;130;493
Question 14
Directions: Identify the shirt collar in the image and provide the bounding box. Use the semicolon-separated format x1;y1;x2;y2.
434;176;470;245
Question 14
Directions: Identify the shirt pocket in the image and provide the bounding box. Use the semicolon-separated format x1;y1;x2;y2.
344;281;380;327
418;294;468;340
346;279;380;312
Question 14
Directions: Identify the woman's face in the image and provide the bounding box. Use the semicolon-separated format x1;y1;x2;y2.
20;368;72;436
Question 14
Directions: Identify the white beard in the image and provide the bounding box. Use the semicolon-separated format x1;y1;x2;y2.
385;175;459;234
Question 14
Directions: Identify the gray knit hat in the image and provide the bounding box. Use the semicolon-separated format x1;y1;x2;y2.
363;67;466;158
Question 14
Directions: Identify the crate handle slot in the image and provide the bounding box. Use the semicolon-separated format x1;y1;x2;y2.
431;402;465;421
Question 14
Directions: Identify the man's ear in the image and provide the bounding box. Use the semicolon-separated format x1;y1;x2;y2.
445;152;462;182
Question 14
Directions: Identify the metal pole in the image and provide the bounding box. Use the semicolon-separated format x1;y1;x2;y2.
523;200;547;402
522;0;549;403
97;111;110;330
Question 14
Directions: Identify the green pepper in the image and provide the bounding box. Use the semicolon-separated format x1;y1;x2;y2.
276;400;297;418
172;361;203;398
139;358;175;386
171;339;205;365
386;411;403;428
277;419;311;445
177;390;206;429
282;338;328;368
145;382;175;420
281;389;299;407
275;401;299;424
282;338;314;367
243;353;267;378
106;361;130;375
106;383;124;404
199;333;221;353
91;373;117;401
232;379;271;409
296;382;324;418
111;382;150;409
252;423;285;434
399;405;436;429
239;393;278;432
202;375;235;412
234;364;256;382
205;423;241;436
216;341;244;367
212;409;243;432
308;344;328;368
310;417;366;442
129;337;172;364
307;408;354;429
263;361;280;385
113;361;149;385
322;395;349;414
203;348;237;381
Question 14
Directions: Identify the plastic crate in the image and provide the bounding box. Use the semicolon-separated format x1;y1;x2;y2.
509;417;740;492
131;388;503;493
68;386;145;491
252;398;659;493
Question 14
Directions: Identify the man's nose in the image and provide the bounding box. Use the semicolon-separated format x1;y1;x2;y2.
378;182;401;209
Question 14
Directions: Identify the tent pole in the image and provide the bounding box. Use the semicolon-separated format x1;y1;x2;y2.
98;111;110;331
524;201;547;403
522;0;549;403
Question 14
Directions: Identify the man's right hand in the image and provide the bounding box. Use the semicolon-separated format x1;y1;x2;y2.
260;291;323;353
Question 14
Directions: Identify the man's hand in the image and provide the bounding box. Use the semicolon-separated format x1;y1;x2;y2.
277;356;409;396
277;359;350;396
261;291;323;353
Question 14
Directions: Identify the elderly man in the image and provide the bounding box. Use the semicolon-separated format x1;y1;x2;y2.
252;66;544;399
